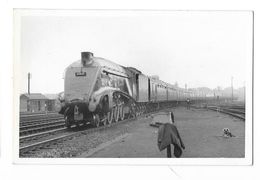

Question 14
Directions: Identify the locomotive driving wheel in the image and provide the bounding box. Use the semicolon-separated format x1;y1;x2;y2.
107;111;113;125
121;106;125;120
114;106;119;122
118;105;123;121
130;104;137;118
102;113;107;126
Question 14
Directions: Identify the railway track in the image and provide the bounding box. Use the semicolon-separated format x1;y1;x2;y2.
19;120;65;136
19;127;67;144
20;117;132;156
20;112;65;136
207;106;245;120
20;118;64;128
19;104;245;156
20;116;64;126
20;113;62;122
20;111;58;117
19;108;170;156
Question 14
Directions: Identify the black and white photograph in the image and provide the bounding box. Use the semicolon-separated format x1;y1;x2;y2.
13;9;253;164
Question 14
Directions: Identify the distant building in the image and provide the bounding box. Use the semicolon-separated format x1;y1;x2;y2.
20;93;48;112
20;93;59;112
44;94;59;112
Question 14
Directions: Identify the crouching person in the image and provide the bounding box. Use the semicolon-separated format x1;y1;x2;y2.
157;122;185;158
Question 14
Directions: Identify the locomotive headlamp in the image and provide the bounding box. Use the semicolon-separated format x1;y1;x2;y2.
81;52;94;66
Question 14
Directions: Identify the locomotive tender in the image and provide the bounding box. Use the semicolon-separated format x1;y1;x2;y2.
59;52;203;128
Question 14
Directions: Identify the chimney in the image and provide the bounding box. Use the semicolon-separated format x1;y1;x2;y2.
81;52;94;66
28;72;31;95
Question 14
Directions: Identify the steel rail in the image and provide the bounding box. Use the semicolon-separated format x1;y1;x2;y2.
20;134;75;155
20;115;63;122
20;119;65;131
19;108;170;156
20;112;58;117
19;127;67;143
207;106;245;120
19;117;132;155
221;108;245;115
19;123;65;136
20;116;64;124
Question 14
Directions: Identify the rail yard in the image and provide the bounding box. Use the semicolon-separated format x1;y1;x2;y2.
19;102;245;158
19;52;246;158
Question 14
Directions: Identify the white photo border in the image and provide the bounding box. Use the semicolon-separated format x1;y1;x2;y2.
13;9;253;165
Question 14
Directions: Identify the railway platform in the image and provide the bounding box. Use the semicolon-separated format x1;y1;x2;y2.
80;107;245;158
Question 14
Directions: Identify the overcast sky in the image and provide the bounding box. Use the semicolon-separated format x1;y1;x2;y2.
18;10;252;94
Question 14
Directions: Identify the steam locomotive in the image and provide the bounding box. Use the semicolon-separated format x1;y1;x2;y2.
58;52;211;128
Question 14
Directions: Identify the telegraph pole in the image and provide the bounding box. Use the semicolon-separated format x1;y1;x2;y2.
231;76;233;102
28;72;31;95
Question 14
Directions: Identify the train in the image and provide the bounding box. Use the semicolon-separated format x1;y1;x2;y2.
58;52;221;128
